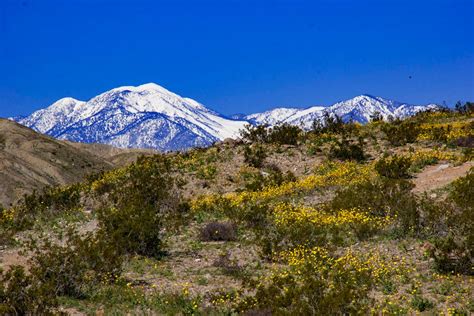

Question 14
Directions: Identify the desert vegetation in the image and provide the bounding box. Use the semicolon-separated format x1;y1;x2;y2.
0;105;473;314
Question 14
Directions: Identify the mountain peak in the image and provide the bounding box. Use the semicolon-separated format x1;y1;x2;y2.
16;87;439;151
110;82;170;94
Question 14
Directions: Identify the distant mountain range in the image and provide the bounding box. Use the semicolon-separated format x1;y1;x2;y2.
14;83;439;151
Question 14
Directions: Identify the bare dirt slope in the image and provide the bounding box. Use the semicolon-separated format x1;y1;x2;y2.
0;119;154;207
413;161;473;193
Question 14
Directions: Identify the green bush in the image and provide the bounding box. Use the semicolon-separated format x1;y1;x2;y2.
410;295;434;312
0;265;58;315
268;123;302;145
430;234;473;275
240;124;269;143
243;144;267;168
454;101;474;114
238;249;374;314
381;120;420;146
329;138;365;161
238;165;295;192
10;184;83;231
96;155;189;258
428;169;473;275
312;112;347;135
370;111;383;122
27;229;123;298
375;155;411;179
329;178;419;235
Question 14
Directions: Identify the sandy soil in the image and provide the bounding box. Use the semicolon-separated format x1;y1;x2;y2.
413;161;473;193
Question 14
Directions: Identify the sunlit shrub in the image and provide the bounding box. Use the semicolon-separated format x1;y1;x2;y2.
243;144;267;168
95;155;189;257
4;183;83;232
263;203;392;254
238;247;379;314
329;137;366;161
27;228;123;298
330;178;419;235
240;124;269;143
375;154;411;179
268;123;302;145
381;120;420;146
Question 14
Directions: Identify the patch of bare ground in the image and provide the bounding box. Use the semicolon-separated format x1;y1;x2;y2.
413;161;473;193
124;223;268;303
0;247;27;271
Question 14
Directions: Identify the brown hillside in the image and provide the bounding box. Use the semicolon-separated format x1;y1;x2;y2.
0;119;154;207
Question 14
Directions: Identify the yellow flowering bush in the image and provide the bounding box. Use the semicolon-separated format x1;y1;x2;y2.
417;121;474;143
191;160;376;215
405;149;462;172
271;203;392;249
238;246;402;314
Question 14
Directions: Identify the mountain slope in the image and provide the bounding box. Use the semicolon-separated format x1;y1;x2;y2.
247;95;439;128
18;83;248;151
0;119;153;207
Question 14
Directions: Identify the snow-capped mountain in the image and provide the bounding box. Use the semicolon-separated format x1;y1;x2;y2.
17;83;247;151
246;95;439;129
15;86;439;151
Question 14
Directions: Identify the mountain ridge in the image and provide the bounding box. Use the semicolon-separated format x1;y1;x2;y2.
15;84;439;151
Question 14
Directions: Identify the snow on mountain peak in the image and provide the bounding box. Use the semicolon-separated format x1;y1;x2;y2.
246;95;438;128
17;83;247;151
15;85;439;151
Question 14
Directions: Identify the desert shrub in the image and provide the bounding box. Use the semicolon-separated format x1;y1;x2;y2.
329;178;420;235
268;123;301;145
430;234;473;275
375;155;411;179
410;295;434;312
0;134;5;149
329;138;365;161
455;135;474;148
27;228;123;298
0;265;58;315
381;120;420;146
449;168;474;210
312;112;346;135
237;167;266;192
196;164;217;180
255;203;393;256
243;144;267;168
238;165;296;192
428;169;474;275
240;124;269;143
238;247;374;314
370;111;384;122
95;155;189;258
454;101;474;114
5;184;83;232
200;221;237;241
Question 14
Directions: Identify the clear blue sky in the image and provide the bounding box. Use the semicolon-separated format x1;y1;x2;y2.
1;0;473;117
